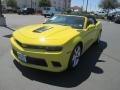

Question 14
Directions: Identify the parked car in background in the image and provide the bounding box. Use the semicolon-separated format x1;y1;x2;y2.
17;8;35;15
107;11;120;22
107;12;116;21
6;7;17;13
42;7;56;17
114;12;120;23
89;12;95;16
94;11;107;18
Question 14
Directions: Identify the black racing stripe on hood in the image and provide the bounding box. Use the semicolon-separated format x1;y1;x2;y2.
33;26;53;33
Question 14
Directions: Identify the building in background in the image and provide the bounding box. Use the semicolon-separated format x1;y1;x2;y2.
17;0;71;11
71;6;82;12
16;0;39;10
1;0;7;9
50;0;71;11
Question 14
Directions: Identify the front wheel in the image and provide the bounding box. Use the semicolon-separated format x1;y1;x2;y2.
95;32;101;44
51;13;54;17
68;45;81;69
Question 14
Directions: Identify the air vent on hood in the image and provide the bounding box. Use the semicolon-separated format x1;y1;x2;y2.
33;26;53;33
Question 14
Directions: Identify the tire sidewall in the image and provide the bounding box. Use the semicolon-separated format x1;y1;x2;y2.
68;44;81;69
95;31;102;44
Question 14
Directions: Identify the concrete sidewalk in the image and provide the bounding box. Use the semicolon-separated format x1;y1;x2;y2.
0;26;13;38
0;16;6;26
4;14;45;29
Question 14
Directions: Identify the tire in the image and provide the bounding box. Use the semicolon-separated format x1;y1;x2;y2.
51;13;54;17
44;15;47;18
95;31;101;44
68;44;81;69
114;18;118;23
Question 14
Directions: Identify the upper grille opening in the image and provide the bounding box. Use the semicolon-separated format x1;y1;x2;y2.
15;39;44;49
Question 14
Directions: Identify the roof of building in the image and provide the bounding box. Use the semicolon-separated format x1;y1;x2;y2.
71;6;81;10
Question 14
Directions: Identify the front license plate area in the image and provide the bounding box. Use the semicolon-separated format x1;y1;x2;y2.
17;52;27;62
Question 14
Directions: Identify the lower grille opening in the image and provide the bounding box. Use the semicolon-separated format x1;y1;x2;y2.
12;49;48;67
27;57;47;67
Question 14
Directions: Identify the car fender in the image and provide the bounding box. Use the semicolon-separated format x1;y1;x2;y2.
66;35;84;55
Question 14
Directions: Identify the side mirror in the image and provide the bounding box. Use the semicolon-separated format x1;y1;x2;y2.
87;24;95;30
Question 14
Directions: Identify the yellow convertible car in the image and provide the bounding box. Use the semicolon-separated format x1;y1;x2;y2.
10;15;102;72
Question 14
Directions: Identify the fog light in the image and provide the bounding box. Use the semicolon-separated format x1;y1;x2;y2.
52;61;61;67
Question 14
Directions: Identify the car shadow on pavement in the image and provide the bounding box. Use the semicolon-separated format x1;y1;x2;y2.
3;34;12;38
4;26;15;31
13;41;107;88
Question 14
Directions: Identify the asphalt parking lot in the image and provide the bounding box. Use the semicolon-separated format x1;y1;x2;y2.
0;14;120;90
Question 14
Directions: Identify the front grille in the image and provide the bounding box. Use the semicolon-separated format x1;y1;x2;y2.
15;39;44;49
12;49;47;67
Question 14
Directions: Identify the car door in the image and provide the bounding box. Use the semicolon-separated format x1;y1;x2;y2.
82;18;96;51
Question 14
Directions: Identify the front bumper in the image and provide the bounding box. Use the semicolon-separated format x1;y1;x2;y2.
10;37;71;72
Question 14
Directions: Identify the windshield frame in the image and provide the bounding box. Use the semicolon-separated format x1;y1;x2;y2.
45;15;85;29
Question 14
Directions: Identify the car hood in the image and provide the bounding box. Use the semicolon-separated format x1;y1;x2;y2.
13;24;80;46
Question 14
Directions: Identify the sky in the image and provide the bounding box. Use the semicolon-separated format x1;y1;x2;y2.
71;0;101;11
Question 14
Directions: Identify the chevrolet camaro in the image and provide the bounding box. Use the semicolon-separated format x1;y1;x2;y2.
10;15;102;72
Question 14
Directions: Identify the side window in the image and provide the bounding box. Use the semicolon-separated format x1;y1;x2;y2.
87;19;94;27
89;18;95;24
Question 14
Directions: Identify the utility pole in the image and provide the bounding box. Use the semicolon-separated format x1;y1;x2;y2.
82;0;84;11
89;0;91;12
31;0;32;8
86;0;88;13
0;0;2;16
0;0;6;26
64;0;67;11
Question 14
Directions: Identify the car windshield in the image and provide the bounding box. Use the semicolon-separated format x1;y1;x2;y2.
23;8;27;10
45;15;85;29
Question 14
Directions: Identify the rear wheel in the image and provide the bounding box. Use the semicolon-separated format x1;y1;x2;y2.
51;13;54;17
95;31;101;44
114;18;118;23
44;15;47;18
68;45;81;69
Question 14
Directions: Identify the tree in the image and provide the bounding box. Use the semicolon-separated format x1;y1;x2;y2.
39;0;51;7
99;0;120;15
6;0;17;8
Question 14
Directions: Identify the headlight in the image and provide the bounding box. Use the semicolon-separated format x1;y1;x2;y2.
45;46;63;51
